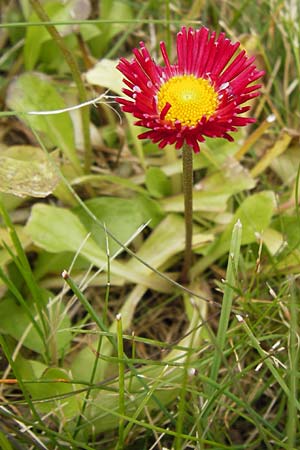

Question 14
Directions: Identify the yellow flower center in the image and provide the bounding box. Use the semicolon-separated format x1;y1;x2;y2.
157;75;218;126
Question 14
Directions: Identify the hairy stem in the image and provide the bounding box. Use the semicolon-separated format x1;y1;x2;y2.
181;144;194;283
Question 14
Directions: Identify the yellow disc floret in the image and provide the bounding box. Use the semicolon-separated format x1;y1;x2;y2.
157;75;218;126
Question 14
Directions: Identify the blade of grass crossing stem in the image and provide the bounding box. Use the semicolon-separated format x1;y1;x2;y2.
62;272;174;423
0;405;97;450
123;365;172;441
0;201;50;360
73;238;111;439
287;276;299;448
174;344;196;449
235;314;300;411
207;219;242;397
0;265;45;353
0;334;48;436
116;314;125;450
62;271;116;350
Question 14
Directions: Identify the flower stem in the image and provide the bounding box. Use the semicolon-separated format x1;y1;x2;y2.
181;144;194;283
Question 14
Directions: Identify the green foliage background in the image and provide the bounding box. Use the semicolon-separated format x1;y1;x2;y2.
0;0;299;449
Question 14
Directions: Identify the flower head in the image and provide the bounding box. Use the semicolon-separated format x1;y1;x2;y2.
117;27;264;153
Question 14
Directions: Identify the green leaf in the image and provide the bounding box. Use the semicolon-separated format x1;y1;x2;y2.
134;195;165;228
0;225;31;268
14;360;82;419
6;73;82;173
161;191;230;213
25;203;96;254
146;167;172;198
0;294;72;356
25;204;171;291
88;0;133;56
36;367;82;418
191;191;276;276
161;157;256;213
220;191;276;246
126;213;210;275
34;251;89;280
85;58;123;95
75;197;148;255
24;0;91;70
0;145;59;198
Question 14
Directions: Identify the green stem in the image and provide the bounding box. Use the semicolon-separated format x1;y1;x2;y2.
29;0;91;174
181;144;194;284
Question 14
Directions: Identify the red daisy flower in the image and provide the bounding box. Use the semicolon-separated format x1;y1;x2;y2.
116;26;264;153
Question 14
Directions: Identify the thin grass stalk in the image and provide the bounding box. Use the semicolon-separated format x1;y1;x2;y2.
80;400;229;447
123;365;170;441
0;335;44;430
236;315;300;411
181;143;194;283
0;404;96;450
0;266;45;349
116;314;125;450
0;201;50;360
73;243;111;438
287;276;298;449
61;273;173;423
62;270;116;350
174;339;196;449
28;0;91;174
206;219;242;397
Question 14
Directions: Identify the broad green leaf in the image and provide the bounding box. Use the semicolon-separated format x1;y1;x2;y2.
251;132;292;178
0;145;59;198
75;197;147;255
85;59;123;95
200;157;256;193
126;213;212;275
270;142;300;184
72;173;148;195
161;191;230;213
161;157;255;213
134;194;164;228
146;167;172;198
0;294;72;356
6;73;82;173
25;204;171;292
34;251;89;280
35;367;82;418
0;225;31;268
14;361;83;419
261;228;284;255
273;215;300;251
24;0;91;69
25;204;97;254
191;191;276;276
220;191;276;246
88;0;133;56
